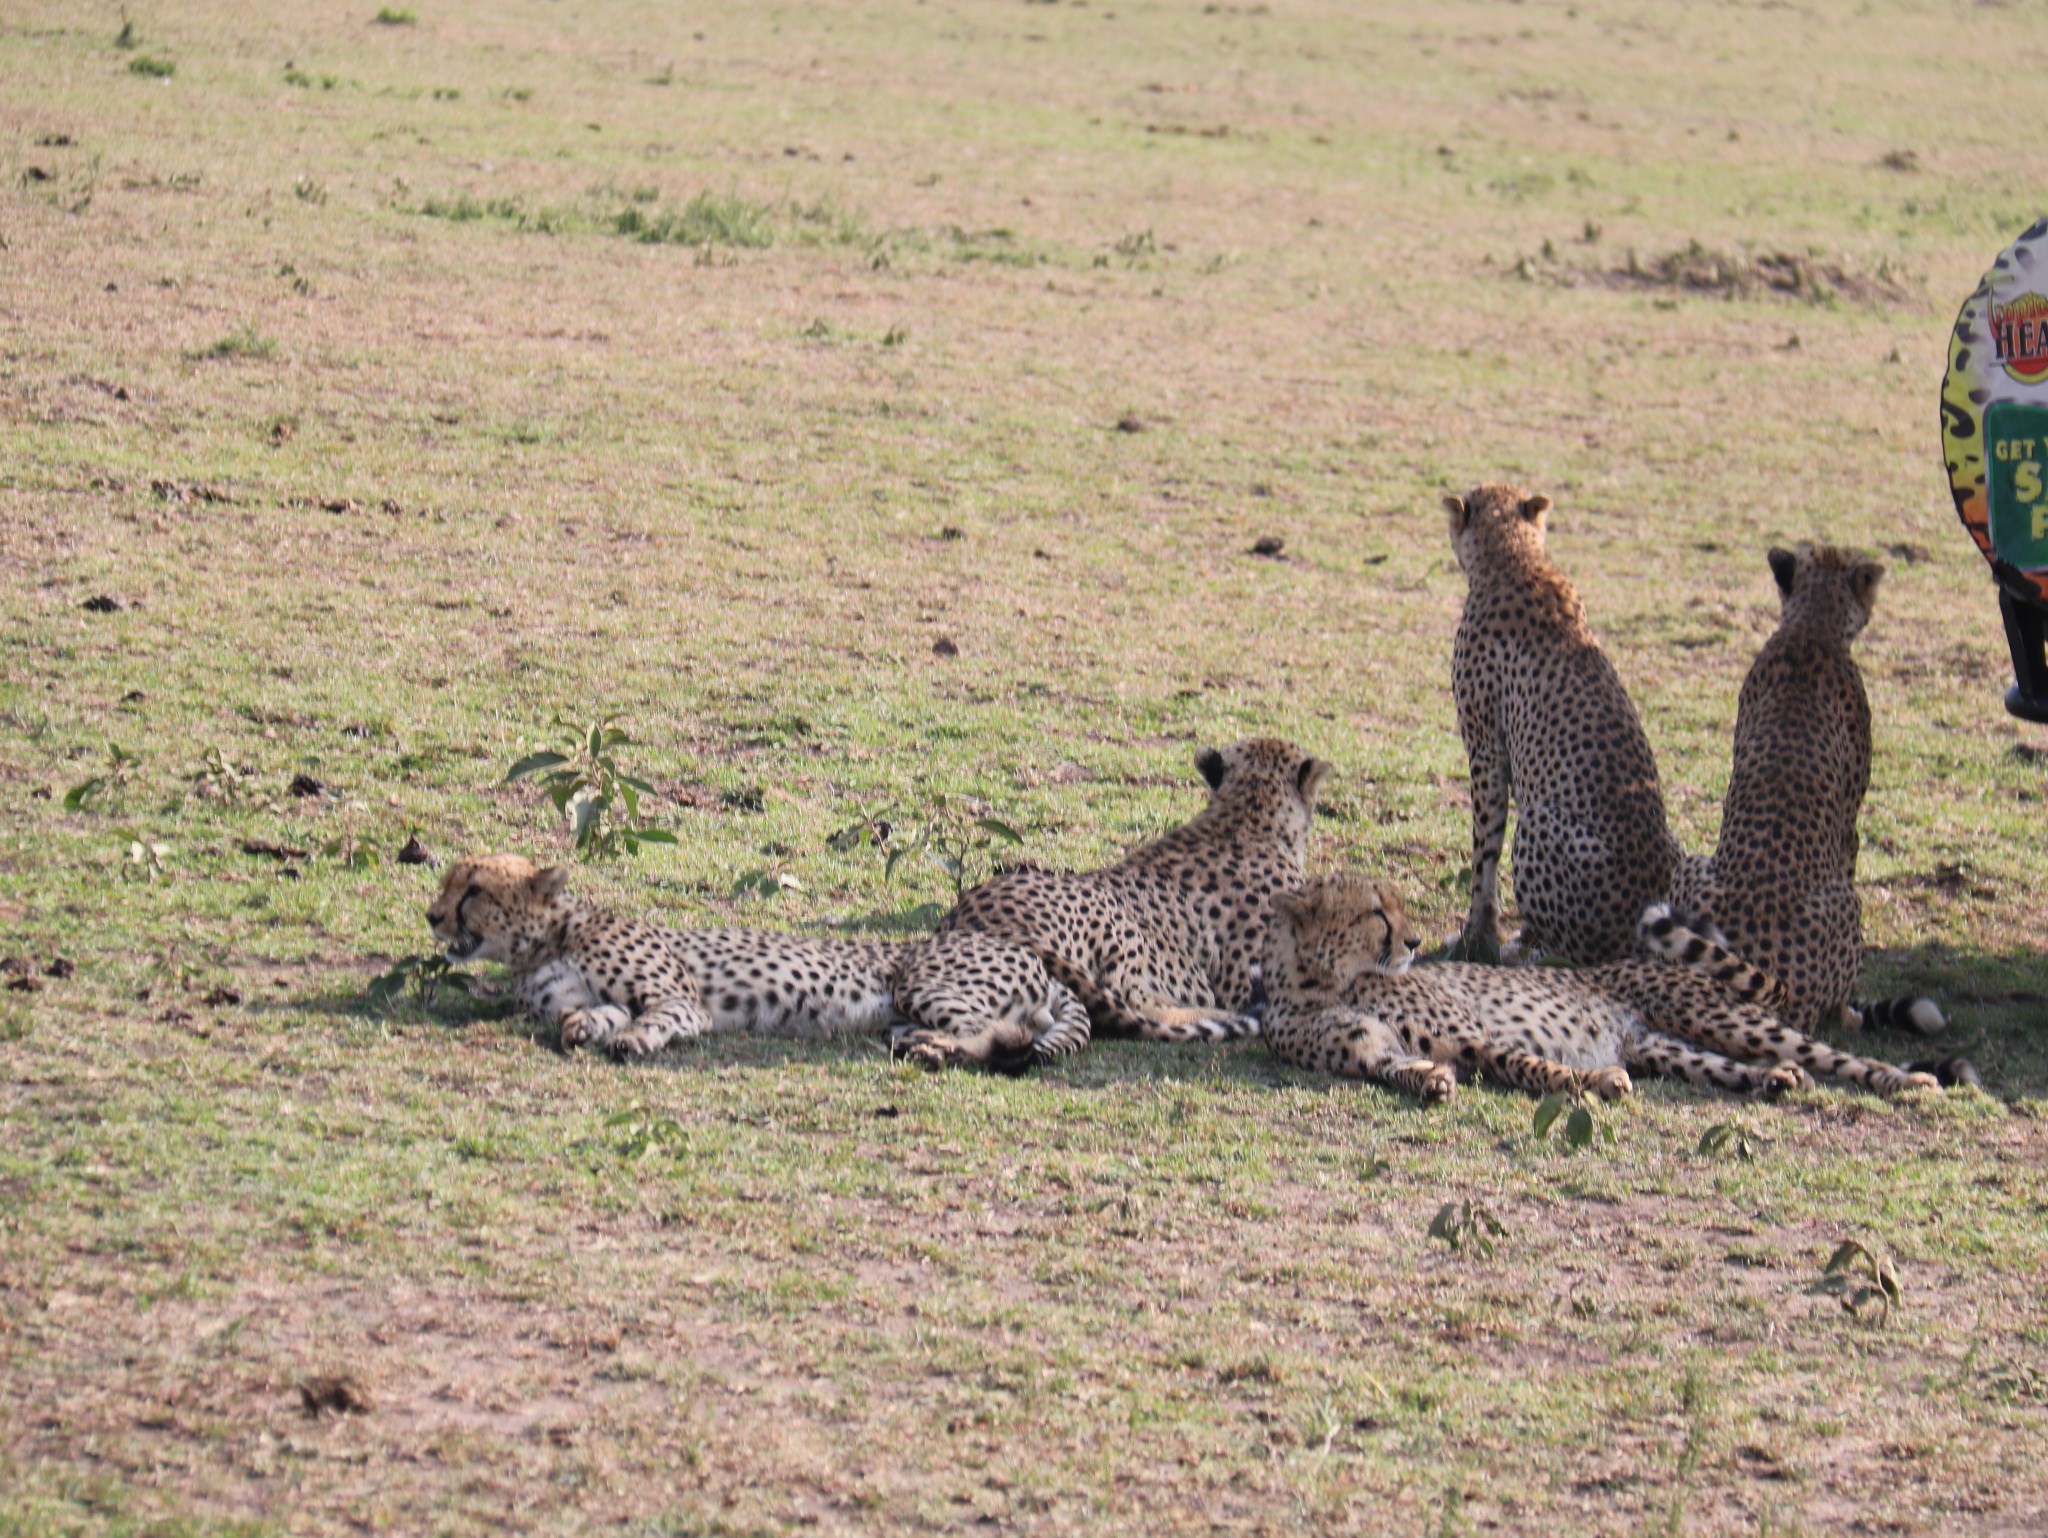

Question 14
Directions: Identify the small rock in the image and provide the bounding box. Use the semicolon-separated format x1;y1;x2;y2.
931;636;959;658
288;773;325;798
81;595;123;613
201;987;242;1007
299;1376;373;1417
5;975;41;994
45;957;75;979
397;833;434;866
242;839;309;861
1114;414;1145;433
121;690;146;703
1249;536;1286;558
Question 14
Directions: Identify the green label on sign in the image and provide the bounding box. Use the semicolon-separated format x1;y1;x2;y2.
1987;401;2048;572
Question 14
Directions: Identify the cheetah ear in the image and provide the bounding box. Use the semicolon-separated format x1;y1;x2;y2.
532;865;570;900
1518;494;1552;529
1767;546;1797;597
1296;756;1330;802
1442;494;1468;538
1850;558;1885;611
1194;747;1227;791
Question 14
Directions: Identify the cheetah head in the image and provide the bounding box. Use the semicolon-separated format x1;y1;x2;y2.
426;854;573;966
1267;872;1424;997
1767;543;1884;641
1443;484;1554;572
1192;737;1331;849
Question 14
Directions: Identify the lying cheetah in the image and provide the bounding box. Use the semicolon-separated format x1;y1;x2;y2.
1258;873;1962;1102
1669;544;1944;1035
425;854;1090;1071
939;737;1330;1041
1445;484;1679;963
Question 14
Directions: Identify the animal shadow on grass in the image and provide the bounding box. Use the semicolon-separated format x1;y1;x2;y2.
284;940;2048;1097
1863;942;2048;1101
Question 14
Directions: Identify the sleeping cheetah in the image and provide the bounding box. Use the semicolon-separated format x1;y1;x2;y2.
940;737;1330;1040
1258;872;1960;1101
1669;544;1945;1035
1445;484;1679;964
424;854;1090;1071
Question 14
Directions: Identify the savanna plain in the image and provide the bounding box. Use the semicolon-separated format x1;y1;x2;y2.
3;1;2047;1534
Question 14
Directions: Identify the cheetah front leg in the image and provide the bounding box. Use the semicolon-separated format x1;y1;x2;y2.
1456;703;1510;963
1477;1041;1633;1102
1318;1010;1457;1102
1623;1028;1808;1099
521;958;625;1051
604;994;713;1060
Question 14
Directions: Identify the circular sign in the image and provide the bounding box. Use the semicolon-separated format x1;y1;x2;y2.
1942;217;2048;606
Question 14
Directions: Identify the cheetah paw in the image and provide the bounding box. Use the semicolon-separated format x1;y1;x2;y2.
891;1032;963;1072
1898;1070;1942;1094
1418;1063;1458;1103
560;1003;630;1051
605;1024;669;1061
1758;1062;1810;1099
1584;1066;1634;1101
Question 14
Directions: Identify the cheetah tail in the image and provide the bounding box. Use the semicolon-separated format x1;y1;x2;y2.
1906;1055;1980;1090
1635;902;1782;1006
1849;995;1946;1037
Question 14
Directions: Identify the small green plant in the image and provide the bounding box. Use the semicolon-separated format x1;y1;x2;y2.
732;869;805;900
192;325;277;361
1532;1090;1616;1153
127;54;175;78
506;715;676;861
1427;1200;1506;1259
373;7;417;24
293;175;327;204
611;191;778;249
832;794;1023;917
123;839;169;882
64;743;139;810
367;953;472;1008
1809;1239;1902;1325
604;1106;690;1161
321;834;381;872
1697;1119;1766;1162
114;15;138;48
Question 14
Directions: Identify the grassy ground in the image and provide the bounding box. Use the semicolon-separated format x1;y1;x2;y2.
4;1;2047;1532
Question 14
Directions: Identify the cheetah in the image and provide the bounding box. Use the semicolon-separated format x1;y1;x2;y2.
1258;872;1962;1102
1668;545;1945;1036
939;737;1330;1040
1445;484;1679;964
425;854;1090;1071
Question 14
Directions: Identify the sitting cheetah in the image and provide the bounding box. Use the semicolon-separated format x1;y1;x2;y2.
1669;545;1944;1035
425;854;1090;1071
940;737;1330;1040
1445;484;1679;964
1258;872;1961;1102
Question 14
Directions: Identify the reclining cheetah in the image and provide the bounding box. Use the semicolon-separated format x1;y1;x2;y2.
1668;544;1944;1036
940;737;1330;1040
1258;872;1962;1102
424;854;1090;1071
1444;484;1679;964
